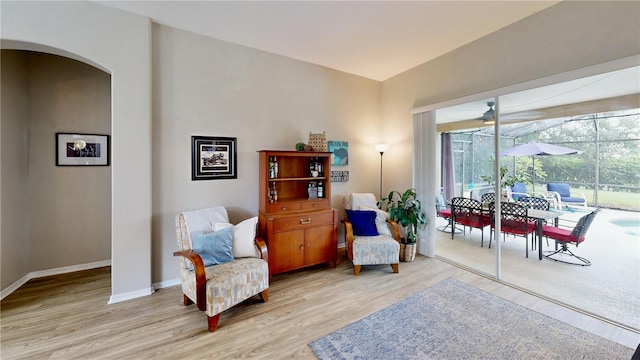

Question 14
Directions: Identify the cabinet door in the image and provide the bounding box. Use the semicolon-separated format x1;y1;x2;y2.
271;229;305;274
303;224;334;266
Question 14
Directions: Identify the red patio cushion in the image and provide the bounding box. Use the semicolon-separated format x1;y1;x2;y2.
455;213;490;229
542;224;585;244
494;220;535;236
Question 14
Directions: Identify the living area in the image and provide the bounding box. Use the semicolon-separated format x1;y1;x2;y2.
2;1;639;359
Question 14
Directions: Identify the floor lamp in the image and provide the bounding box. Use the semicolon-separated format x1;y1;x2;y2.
375;144;389;199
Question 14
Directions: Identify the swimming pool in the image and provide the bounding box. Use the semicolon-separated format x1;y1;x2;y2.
609;218;640;236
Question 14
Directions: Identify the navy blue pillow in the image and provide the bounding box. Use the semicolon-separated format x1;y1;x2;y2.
346;209;379;236
190;226;234;267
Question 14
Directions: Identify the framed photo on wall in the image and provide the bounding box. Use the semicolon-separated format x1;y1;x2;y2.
56;132;110;166
191;136;237;180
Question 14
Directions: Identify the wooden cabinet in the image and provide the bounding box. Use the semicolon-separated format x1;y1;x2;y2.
257;150;338;276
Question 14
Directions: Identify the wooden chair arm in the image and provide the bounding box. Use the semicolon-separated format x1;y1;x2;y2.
254;236;268;262
342;219;355;261
173;250;207;311
386;219;401;243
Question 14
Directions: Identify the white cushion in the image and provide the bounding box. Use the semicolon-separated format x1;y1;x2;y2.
359;205;392;236
213;216;260;258
182;206;229;248
350;193;378;210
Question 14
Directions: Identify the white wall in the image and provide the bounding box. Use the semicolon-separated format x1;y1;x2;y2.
380;1;640;195
3;0;639;298
1;1;383;295
27;52;112;271
151;24;382;283
1;51;111;290
1;1;152;302
1;51;31;289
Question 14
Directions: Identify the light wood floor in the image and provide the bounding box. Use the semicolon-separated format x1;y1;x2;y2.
2;255;638;359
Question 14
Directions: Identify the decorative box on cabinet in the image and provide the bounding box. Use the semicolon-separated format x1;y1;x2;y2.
257;150;338;276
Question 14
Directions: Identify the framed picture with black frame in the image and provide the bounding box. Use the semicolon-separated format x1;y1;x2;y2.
191;136;237;180
56;132;110;166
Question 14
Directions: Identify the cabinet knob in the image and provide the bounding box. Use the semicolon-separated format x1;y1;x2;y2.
299;244;304;250
313;203;318;207
281;206;287;211
300;218;312;224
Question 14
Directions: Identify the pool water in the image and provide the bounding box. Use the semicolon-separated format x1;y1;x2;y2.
609;218;640;236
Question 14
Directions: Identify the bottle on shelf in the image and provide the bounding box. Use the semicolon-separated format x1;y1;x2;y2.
268;156;276;179
308;182;318;199
317;158;323;176
273;156;279;178
270;182;278;203
317;181;324;198
309;157;316;177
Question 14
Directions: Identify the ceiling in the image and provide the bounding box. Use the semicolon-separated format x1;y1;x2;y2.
437;66;640;127
96;0;560;81
96;1;638;127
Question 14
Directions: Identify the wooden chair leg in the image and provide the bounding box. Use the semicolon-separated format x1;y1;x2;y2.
259;289;269;302
207;314;221;332
391;263;399;273
353;265;361;275
183;294;193;306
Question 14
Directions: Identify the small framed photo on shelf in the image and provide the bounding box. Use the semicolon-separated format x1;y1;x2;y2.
56;132;110;166
191;136;237;180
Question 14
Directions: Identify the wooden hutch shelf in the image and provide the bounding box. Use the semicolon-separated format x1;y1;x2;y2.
257;150;337;277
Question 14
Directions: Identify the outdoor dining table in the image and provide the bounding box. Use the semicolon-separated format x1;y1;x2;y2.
526;208;561;260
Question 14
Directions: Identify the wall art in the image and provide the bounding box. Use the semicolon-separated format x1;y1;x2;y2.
328;140;348;166
56;132;110;166
191;136;237;180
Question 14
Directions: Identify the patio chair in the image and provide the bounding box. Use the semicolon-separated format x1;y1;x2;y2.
517;196;552;246
542;208;600;266
488;202;535;256
451;197;491;247
517;196;550;211
436;192;462;234
546;182;588;208
508;182;530;202
480;192;496;205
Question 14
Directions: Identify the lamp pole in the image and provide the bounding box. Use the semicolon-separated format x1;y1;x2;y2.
375;144;389;199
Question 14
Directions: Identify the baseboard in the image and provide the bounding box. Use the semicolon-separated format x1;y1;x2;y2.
29;260;112;278
0;275;31;300
108;286;155;304
1;260;112;301
153;277;180;290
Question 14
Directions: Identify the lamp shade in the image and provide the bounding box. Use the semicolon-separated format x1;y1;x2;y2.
375;143;389;153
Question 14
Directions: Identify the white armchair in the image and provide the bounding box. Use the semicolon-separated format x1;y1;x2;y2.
174;206;269;332
342;193;400;275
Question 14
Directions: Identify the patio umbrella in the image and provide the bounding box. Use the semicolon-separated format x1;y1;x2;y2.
501;142;582;192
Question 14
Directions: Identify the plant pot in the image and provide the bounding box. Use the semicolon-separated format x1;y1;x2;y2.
400;242;416;262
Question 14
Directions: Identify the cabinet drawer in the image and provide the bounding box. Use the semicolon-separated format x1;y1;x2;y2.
273;212;334;231
300;199;329;211
267;202;300;214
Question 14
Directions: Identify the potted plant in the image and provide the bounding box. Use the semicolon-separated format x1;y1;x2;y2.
480;165;529;198
379;188;427;261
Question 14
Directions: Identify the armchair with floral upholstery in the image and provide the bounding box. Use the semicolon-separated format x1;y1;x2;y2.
342;193;401;275
173;206;269;332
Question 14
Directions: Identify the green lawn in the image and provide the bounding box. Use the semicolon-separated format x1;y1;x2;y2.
531;184;639;211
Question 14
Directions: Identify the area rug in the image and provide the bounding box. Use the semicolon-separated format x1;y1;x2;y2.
309;278;635;359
